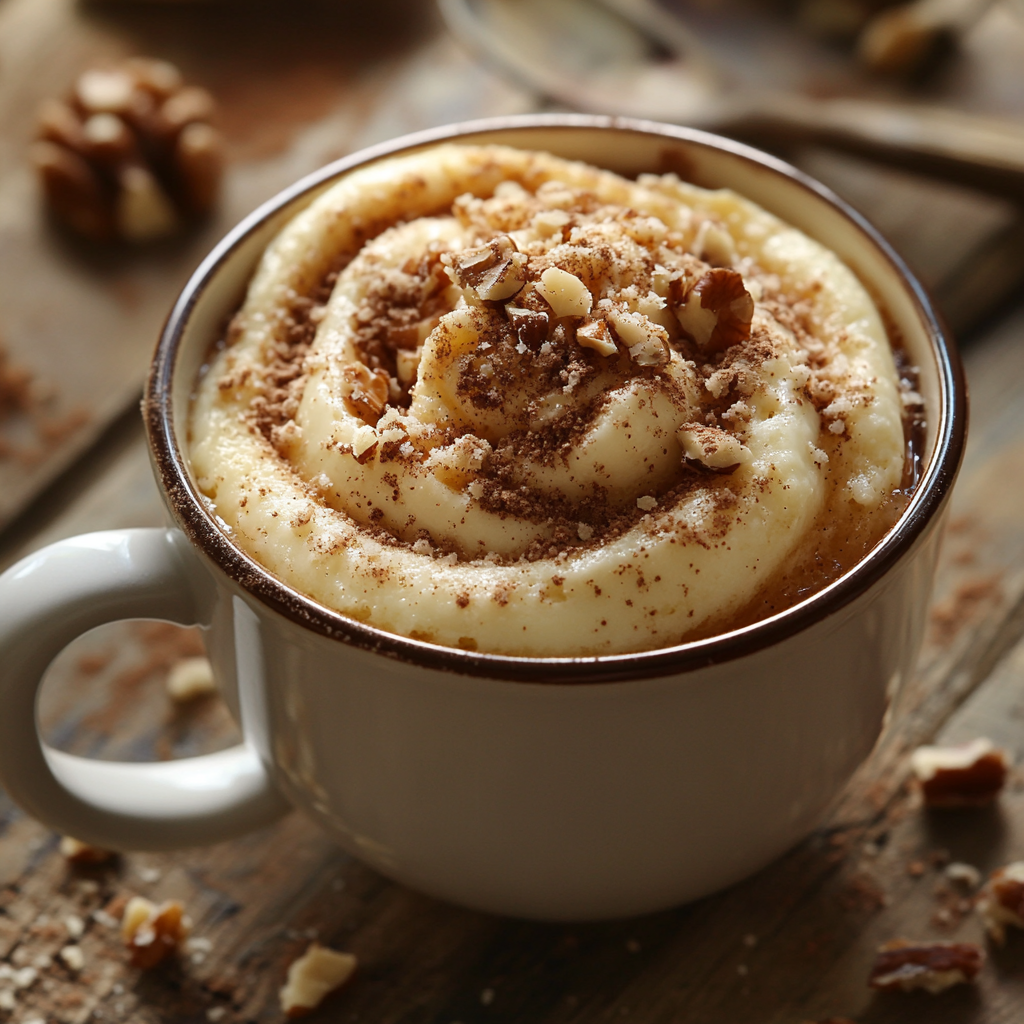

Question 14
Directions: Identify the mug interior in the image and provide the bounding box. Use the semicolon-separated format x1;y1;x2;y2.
150;115;965;681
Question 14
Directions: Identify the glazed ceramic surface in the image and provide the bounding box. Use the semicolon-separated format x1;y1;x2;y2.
0;117;965;919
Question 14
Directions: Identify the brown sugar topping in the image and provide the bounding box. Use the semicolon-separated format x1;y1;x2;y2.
204;162;916;654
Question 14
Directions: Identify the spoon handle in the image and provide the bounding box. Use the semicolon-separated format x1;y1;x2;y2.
725;95;1024;203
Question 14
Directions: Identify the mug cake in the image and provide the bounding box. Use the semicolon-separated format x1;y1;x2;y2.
190;143;909;657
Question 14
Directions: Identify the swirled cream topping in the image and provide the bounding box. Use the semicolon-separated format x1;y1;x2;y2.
190;144;908;657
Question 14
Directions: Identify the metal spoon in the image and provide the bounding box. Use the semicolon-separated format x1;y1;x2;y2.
439;0;1024;200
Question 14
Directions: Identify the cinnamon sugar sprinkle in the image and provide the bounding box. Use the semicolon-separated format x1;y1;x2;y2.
208;166;918;642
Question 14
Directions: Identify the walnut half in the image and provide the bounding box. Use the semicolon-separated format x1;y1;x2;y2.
32;58;223;242
673;268;754;354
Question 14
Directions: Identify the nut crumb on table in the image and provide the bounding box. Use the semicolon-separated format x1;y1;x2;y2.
910;737;1009;807
166;655;216;702
868;939;984;993
121;896;191;969
977;862;1024;945
60;835;114;864
279;943;357;1018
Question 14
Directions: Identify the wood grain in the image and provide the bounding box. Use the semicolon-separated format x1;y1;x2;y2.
2;2;1024;1021
0;0;531;532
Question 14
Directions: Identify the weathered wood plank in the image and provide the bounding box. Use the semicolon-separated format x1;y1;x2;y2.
0;0;531;532
3;3;1024;1016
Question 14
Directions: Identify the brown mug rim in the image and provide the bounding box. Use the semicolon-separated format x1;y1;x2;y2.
145;114;967;685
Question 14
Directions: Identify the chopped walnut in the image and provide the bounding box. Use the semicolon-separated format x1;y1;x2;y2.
339;363;390;425
693;219;737;266
945;862;982;890
121;896;191;969
506;306;549;348
166;656;216;702
280;943;357;1018
910;737;1010;807
606;309;669;366
576;317;618;357
60;836;114;865
350;425;379;463
674;269;754;354
678;423;751;471
59;945;85;972
536;266;593;318
32;58;223;242
868;939;984;993
447;235;527;301
394;347;423;387
977;862;1024;945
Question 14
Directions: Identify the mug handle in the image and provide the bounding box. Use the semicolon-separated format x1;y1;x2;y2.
0;528;289;851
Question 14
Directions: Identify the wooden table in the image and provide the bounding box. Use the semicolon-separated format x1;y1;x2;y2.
2;2;1024;1021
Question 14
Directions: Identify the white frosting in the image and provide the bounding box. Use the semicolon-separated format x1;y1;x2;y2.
189;144;905;657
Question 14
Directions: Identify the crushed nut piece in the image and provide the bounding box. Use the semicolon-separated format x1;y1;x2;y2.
506;306;549;348
394;347;423;388
60;835;114;864
674;269;754;354
868;939;983;993
910;737;1010;807
448;235;527;301
166;655;216;702
537;266;593;317
945;862;982;890
977;862;1024;945
13;966;37;990
121;896;191;969
693;219;737;266
59;945;85;972
280;943;357;1018
33;57;223;241
576;317;618;357
606;309;669;366
339;363;390;425
678;423;751;471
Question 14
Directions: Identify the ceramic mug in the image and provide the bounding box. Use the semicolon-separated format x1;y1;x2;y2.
0;116;965;920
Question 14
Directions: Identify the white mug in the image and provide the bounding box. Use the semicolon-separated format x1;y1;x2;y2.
0;117;965;920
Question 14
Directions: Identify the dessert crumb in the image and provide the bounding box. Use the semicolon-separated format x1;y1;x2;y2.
166;655;216;702
910;737;1009;807
121;896;191;969
868;939;983;993
60;835;114;864
280;943;356;1018
977;862;1024;945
